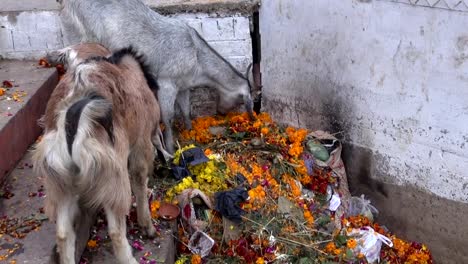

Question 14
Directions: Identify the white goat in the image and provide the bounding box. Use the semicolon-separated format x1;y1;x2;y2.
33;43;167;264
58;0;256;153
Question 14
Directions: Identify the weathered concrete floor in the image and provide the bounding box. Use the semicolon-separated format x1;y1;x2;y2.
0;152;176;264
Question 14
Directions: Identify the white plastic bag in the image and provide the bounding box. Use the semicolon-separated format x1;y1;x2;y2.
348;195;378;221
188;231;215;257
348;227;393;263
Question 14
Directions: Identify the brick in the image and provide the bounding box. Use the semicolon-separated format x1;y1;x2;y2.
35;11;61;32
185;19;203;34
0;28;14;52
233;16;251;39
208;39;252;57
12;31;31;51
226;56;252;71
11;12;36;33
31;30;62;50
201;17;235;41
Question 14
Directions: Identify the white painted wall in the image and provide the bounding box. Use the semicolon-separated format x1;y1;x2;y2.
260;0;468;202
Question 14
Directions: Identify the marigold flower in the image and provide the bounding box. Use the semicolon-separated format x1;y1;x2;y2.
150;200;160;218
324;242;336;253
333;248;342;255
87;239;98;248
255;257;265;264
347;238;357;249
191;254;202;264
261;127;269;135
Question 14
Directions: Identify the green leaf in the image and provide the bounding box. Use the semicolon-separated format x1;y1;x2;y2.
335;234;347;247
35;213;49;221
232;132;246;140
345;248;354;260
296;257;312;264
316;215;331;227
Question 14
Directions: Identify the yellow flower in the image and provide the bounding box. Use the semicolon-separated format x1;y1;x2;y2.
175;256;189;264
255;257;265;264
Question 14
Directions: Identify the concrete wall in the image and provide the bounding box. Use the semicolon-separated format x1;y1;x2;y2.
260;0;468;262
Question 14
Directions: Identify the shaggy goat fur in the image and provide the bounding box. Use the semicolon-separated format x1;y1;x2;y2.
33;43;167;264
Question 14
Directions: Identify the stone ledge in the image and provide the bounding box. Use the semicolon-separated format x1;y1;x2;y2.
149;0;260;15
0;60;58;181
0;0;260;15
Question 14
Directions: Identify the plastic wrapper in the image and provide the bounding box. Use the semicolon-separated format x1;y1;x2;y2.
348;195;379;222
348;226;393;263
188;231;215;258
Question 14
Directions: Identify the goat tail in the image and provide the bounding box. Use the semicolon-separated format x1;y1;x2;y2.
33;93;130;218
64;92;114;180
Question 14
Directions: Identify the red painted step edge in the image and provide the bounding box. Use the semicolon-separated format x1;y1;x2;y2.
0;72;58;182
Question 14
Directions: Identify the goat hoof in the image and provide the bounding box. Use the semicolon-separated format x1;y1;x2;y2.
144;225;157;238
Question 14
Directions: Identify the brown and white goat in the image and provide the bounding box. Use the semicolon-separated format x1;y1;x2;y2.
33;43;166;264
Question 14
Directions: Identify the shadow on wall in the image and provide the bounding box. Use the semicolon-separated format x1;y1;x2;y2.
342;143;388;197
342;143;468;263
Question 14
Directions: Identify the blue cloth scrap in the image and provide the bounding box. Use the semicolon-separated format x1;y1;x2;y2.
214;187;249;223
181;147;209;166
171;164;191;180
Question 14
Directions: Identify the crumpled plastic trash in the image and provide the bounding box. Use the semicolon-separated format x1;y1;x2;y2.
188;230;215;258
177;189;214;232
348;195;379;222
214;187;249;223
328;193;341;211
171;147;209;180
306;140;330;162
348;226;393;263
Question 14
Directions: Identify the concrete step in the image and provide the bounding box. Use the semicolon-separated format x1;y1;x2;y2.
0;151;177;264
0;60;57;182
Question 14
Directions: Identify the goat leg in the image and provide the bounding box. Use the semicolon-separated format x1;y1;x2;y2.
105;207;138;264
49;207;97;264
55;197;79;264
157;80;178;154
176;89;192;130
129;144;157;238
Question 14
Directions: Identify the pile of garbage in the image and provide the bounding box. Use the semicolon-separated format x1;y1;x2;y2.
150;112;432;264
